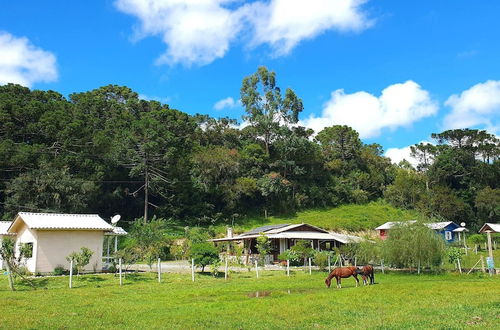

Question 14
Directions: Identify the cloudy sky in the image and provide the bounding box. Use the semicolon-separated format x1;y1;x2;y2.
1;0;499;164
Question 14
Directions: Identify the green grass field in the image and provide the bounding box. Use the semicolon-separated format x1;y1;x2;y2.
231;200;419;233
1;270;499;329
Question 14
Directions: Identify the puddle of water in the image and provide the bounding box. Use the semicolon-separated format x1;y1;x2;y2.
247;291;271;298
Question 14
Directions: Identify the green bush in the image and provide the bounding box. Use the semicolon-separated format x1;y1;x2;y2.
313;251;331;271
278;249;301;266
53;265;68;276
189;242;219;272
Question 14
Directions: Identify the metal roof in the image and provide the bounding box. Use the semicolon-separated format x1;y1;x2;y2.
426;221;454;230
452;227;468;232
479;223;500;233
375;221;458;231
10;212;114;232
0;221;15;235
375;221;416;230
239;224;290;236
104;226;128;236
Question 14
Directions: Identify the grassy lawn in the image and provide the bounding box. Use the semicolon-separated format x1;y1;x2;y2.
1;270;499;329
230;200;419;233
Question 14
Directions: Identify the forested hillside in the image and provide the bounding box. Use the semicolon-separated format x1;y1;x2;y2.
0;67;498;229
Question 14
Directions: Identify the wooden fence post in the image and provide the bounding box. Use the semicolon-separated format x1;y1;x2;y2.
287;259;290;277
480;255;486;273
328;255;331;272
308;258;312;275
457;259;462;274
381;259;385;274
69;259;74;289
255;260;259;278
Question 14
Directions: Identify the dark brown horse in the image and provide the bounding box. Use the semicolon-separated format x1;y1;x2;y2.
324;266;359;289
357;265;374;285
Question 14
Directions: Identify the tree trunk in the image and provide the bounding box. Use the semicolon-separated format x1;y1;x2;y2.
144;162;149;223
4;260;15;291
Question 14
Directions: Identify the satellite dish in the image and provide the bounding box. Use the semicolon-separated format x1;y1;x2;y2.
460;222;466;227
111;214;121;225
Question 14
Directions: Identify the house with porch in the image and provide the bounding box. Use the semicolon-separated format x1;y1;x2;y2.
210;223;363;264
1;212;126;273
375;221;462;242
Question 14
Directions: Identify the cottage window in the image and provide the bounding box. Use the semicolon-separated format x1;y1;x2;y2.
21;243;33;258
444;231;452;241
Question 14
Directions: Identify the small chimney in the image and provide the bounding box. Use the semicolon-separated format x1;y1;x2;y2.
227;227;233;238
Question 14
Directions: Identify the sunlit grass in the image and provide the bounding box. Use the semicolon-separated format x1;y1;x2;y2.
231;200;419;233
1;270;498;329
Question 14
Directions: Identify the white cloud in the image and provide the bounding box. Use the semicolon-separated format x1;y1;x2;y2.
115;0;372;66
115;0;245;66
214;96;237;110
139;93;171;104
385;145;417;167
247;0;372;55
444;80;500;133
0;31;58;87
301;81;438;138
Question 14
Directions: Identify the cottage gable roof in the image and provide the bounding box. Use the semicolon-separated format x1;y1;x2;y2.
376;221;459;231
479;223;500;233
9;212;114;232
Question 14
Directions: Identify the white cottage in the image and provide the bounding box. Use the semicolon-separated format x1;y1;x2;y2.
4;212;121;274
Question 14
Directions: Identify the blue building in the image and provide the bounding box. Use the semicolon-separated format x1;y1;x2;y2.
426;221;461;242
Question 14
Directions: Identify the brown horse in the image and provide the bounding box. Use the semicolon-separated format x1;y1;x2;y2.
357;265;374;285
324;266;359;289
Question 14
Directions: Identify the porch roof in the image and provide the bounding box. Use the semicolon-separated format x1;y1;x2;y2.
209;231;363;244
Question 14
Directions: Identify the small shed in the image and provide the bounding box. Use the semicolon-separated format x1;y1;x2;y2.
478;223;500;234
6;212;115;274
375;221;461;242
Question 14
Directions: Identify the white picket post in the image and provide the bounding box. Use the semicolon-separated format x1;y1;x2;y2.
225;257;228;281
69;259;73;289
287;259;290;277
381;259;385;274
308;258;312;275
119;258;123;286
158;258;161;283
191;258;195;282
255;260;259;278
328;255;331;272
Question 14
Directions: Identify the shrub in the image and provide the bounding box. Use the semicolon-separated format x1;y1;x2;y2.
278;249;300;266
313;251;331;271
189;242;219;272
53;265;68;276
66;247;94;275
256;234;271;265
290;240;315;265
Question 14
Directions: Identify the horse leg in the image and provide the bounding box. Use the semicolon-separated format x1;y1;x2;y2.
362;275;367;286
337;277;341;289
354;274;359;287
371;273;375;285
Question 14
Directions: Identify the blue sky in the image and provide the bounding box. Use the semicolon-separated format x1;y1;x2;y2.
1;0;499;164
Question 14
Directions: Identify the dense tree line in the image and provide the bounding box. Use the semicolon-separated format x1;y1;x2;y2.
0;67;498;229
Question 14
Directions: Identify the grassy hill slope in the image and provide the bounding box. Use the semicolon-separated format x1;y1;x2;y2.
232;200;419;233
